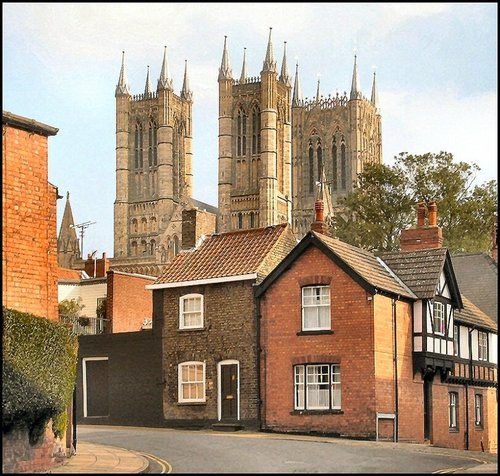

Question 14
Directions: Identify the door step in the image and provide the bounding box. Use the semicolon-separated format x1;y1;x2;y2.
212;423;243;432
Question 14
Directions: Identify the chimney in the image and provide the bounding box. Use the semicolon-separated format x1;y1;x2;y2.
400;201;443;251
84;252;110;278
310;197;330;235
181;208;217;250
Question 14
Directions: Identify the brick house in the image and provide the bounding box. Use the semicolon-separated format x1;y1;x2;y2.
256;201;497;452
147;224;297;429
2;110;60;321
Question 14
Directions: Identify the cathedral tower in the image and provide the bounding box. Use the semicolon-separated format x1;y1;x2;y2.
291;55;382;237
218;29;292;232
113;48;197;274
57;192;80;268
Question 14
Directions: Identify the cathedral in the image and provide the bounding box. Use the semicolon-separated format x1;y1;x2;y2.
58;29;382;276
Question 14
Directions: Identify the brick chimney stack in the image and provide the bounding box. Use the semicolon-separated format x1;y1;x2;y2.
84;252;110;278
310;197;330;235
400;201;443;251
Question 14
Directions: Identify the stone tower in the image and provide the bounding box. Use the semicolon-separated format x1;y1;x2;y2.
57;192;81;268
218;29;292;232
291;55;382;237
113;49;215;276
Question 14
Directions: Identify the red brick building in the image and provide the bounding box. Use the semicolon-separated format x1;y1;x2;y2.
256;202;497;452
3;111;60;321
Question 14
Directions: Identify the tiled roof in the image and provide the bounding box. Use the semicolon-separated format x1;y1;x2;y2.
455;295;497;332
378;248;448;298
313;232;416;299
451;253;497;322
153;224;295;285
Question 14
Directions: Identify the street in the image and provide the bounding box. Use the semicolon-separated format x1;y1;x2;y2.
76;425;497;473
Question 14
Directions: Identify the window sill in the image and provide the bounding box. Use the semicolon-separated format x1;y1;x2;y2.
178;327;206;332
296;330;334;336
449;428;459;433
291;409;343;415
176;401;207;406
474;426;484;431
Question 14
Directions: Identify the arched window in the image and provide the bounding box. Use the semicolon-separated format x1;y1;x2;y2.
237;107;246;157
134;124;140;169
317;141;323;183
308;142;314;193
131;241;138;256
250;211;255;228
150;216;157;231
173;235;180;255
131;218;138;233
238;212;243;229
332;137;337;192
141;217;147;232
341;138;346;190
148;121;154;167
137;124;144;168
141;240;147;254
150;239;156;255
152;122;158;166
252;106;260;155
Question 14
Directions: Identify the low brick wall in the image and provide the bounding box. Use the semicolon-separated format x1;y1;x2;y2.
2;422;66;473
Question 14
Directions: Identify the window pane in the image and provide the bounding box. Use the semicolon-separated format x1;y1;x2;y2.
294;366;304;409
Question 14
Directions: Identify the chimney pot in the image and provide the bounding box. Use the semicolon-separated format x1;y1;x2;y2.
428;201;437;226
417;202;426;227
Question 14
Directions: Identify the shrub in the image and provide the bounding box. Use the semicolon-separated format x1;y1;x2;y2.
2;307;78;444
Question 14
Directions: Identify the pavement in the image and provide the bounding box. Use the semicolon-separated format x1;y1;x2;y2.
46;436;497;474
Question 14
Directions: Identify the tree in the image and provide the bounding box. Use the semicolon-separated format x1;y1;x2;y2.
332;152;497;253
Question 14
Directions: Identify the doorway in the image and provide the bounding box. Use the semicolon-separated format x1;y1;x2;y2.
218;360;239;421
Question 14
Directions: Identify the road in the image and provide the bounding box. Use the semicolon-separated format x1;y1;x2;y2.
77;425;497;473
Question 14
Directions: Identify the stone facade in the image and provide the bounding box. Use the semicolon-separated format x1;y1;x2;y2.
2;111;60;321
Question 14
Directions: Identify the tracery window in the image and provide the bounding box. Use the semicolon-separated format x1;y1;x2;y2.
332;137;337;192
340;138;346;190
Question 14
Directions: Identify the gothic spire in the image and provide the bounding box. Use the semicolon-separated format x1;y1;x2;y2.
371;71;379;113
218;36;233;80
262;27;277;72
350;54;362;100
240;47;248;84
115;51;131;96
181;60;193;100
279;41;292;86
315;77;321;103
158;46;173;91
292;62;303;106
57;192;81;265
144;66;152;96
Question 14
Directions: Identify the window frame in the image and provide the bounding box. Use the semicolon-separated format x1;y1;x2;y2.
448;391;458;431
474;394;483;428
453;324;459;357
478;331;488;361
433;300;446;336
178;361;206;403
301;285;331;332
179;293;204;329
294;363;341;411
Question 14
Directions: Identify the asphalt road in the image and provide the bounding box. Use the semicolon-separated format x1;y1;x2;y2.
77;425;497;473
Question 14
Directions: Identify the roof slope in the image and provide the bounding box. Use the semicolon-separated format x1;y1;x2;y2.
455;295;497;332
153;224;296;286
313;232;416;299
378;248;449;299
451;253;497;322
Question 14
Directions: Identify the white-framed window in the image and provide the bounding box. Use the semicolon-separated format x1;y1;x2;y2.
294;364;341;411
474;394;483;428
453;324;459;357
178;361;205;403
449;391;458;430
302;286;331;331
433;301;445;336
179;294;204;329
478;331;488;361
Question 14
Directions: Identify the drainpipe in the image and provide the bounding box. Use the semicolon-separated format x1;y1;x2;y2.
255;293;262;429
465;326;475;451
392;296;399;442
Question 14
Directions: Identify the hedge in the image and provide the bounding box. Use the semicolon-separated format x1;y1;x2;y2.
2;307;78;444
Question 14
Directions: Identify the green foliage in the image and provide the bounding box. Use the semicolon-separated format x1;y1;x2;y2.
332;152;498;253
58;297;85;319
2;307;78;445
96;299;107;320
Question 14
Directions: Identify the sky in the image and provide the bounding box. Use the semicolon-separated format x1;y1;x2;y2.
3;3;497;259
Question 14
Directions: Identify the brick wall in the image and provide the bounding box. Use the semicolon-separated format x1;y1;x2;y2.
2;116;59;321
107;271;154;332
181;208;217;249
158;280;260;428
2;422;66;473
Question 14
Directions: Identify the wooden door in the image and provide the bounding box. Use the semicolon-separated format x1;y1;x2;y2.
221;364;238;421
